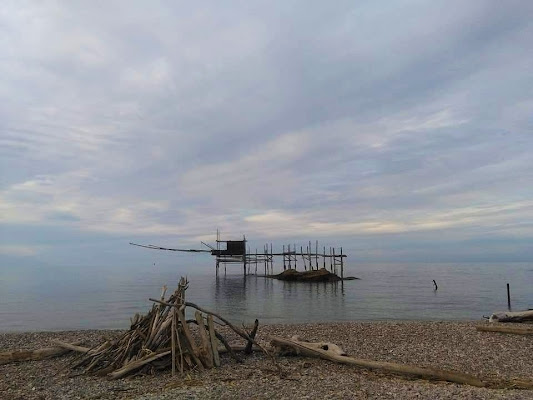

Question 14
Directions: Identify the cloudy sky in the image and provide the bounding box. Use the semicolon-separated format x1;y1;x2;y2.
1;1;532;268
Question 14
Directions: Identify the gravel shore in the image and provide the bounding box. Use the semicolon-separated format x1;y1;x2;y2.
1;321;532;399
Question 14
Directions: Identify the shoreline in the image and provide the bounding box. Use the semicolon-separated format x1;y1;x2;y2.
1;321;532;399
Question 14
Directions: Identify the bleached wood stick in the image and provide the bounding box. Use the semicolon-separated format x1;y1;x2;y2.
150;298;276;368
245;319;259;354
177;307;204;371
476;325;533;335
51;341;91;354
171;307;176;376
108;349;171;380
195;311;214;368
207;315;221;367
0;346;71;365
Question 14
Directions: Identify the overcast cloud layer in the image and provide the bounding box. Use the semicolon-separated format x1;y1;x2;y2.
1;1;533;266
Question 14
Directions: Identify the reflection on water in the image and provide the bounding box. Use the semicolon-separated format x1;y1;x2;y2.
206;274;346;324
0;262;531;331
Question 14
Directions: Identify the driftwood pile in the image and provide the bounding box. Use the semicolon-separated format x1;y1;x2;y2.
52;277;265;379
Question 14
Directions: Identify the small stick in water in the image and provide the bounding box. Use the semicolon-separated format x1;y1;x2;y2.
433;280;438;290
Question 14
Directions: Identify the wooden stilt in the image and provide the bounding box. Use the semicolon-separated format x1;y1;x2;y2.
340;247;344;279
315;240;319;270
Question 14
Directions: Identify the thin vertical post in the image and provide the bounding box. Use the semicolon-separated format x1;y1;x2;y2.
309;241;312;270
340;247;344;280
294;244;297;270
216;229;220;275
270;243;274;274
330;247;333;271
507;283;511;310
243;235;247;276
288;244;292;269
323;246;326;269
333;248;336;275
283;245;286;271
315;240;319;270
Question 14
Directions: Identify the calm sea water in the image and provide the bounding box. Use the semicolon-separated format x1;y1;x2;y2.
0;262;531;332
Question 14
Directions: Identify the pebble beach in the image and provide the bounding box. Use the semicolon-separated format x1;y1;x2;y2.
1;321;532;400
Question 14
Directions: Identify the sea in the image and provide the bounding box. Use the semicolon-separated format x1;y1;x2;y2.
0;262;531;332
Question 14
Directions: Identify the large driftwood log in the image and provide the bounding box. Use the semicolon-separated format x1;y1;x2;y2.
0;345;74;365
489;310;533;323
476;325;533;335
270;336;533;390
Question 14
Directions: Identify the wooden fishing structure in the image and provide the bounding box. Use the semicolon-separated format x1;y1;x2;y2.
130;230;347;278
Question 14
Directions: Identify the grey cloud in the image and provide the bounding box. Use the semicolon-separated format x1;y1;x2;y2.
1;1;532;264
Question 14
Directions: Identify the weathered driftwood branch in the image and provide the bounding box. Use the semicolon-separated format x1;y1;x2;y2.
476;325;533;335
0;345;75;365
108;349;171;380
52;340;91;354
270;336;533;390
176;307;204;371
489;310;533;323
195;311;214;368
184;316;242;363
207;315;221;367
183;302;267;355
245;319;259;355
185;301;283;374
149;298;272;361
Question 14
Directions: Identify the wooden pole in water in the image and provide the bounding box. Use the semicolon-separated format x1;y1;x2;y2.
340;247;344;279
288;244;292;269
301;246;306;270
283;245;286;271
243;236;247;276
323;246;326;269
315;240;319;270
330;247;333;271
333;248;336;275
270;243;273;274
309;241;312;270
507;283;511;310
294;244;297;270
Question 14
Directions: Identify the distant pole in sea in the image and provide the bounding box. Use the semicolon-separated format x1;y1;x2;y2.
283;245;286;271
507;283;511;310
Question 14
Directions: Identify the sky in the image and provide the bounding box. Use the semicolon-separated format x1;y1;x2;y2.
1;1;532;269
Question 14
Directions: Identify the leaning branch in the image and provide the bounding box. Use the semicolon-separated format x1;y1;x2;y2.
270;336;533;390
